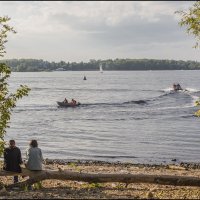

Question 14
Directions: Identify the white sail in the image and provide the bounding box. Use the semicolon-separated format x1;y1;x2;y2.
99;64;103;73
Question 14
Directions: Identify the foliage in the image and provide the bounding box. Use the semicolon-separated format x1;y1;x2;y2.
176;2;200;116
0;16;16;56
33;181;42;190
176;1;200;48
0;16;30;156
23;184;28;192
194;109;200;117
68;162;77;168
1;58;200;71
88;183;103;189
67;162;82;173
116;183;127;189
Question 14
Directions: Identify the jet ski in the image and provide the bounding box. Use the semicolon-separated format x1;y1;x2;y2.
173;83;183;91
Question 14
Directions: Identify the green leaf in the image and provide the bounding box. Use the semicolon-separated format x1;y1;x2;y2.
0;16;30;156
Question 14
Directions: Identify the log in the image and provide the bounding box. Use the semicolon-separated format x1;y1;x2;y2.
1;168;200;189
0;168;50;177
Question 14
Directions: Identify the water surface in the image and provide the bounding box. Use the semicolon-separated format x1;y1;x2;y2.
6;70;200;164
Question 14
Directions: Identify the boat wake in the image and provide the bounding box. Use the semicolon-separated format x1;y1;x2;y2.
14;87;200;112
81;100;148;107
123;100;147;105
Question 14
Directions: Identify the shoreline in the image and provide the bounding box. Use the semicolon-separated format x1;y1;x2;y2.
0;159;200;199
45;158;200;170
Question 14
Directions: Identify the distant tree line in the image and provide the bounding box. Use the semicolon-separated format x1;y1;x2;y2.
0;58;200;72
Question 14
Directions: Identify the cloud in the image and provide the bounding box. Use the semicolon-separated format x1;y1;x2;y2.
0;1;198;62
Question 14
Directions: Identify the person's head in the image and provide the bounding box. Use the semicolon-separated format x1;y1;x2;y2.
29;140;38;148
9;140;16;148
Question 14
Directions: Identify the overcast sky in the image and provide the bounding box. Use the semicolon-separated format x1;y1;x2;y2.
0;1;199;62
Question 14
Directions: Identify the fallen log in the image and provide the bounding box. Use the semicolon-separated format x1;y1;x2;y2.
1;168;200;189
0;168;48;177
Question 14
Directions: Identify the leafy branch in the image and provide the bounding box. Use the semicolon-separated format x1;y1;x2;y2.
175;1;200;48
0;16;30;156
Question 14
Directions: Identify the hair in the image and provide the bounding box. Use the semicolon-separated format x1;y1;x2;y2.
30;140;38;148
9;140;15;145
9;140;15;148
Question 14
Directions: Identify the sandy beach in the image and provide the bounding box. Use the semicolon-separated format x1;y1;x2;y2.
0;160;200;199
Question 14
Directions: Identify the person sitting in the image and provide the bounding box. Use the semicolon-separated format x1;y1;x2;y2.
173;83;183;91
70;99;74;104
173;83;177;91
177;84;182;90
71;99;77;105
25;140;43;171
3;140;23;183
63;98;68;103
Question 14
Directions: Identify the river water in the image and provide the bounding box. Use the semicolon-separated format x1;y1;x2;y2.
5;70;200;164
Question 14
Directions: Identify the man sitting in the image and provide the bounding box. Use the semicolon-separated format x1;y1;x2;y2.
3;140;23;183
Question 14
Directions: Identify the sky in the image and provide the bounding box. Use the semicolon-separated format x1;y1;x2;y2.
0;1;199;62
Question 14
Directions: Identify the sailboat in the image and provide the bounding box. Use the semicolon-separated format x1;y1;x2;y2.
99;63;103;73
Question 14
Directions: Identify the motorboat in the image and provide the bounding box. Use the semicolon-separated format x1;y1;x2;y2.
57;101;81;107
173;83;183;91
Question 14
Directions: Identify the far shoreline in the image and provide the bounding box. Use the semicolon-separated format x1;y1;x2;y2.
10;69;200;72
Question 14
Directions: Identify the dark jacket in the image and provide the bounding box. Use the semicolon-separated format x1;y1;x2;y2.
3;146;23;173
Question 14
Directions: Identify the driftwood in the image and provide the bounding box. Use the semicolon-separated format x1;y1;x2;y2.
1;168;200;189
168;165;186;170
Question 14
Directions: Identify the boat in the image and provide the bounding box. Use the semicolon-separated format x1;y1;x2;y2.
57;101;81;107
172;83;183;91
99;63;103;73
83;76;87;80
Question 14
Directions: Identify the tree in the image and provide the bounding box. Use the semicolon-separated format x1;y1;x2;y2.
176;1;200;48
0;16;30;155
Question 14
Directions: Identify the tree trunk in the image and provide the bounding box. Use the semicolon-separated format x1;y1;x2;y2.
2;169;200;189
